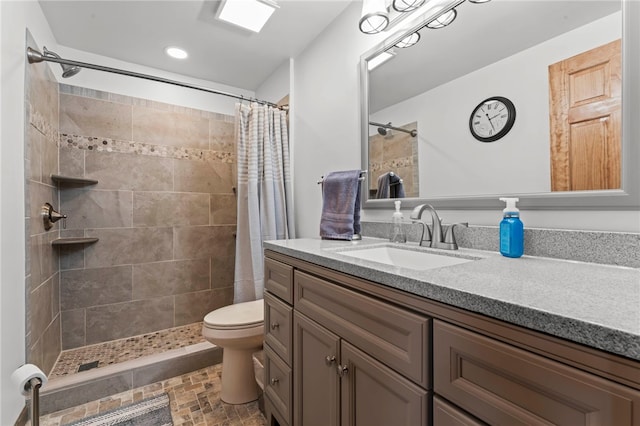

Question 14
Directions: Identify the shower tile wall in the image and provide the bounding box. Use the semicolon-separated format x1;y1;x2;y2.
24;33;62;375
57;85;236;349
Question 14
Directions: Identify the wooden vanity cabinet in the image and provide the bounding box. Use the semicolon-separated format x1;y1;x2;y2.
264;250;640;426
434;320;640;426
264;258;294;426
293;273;430;426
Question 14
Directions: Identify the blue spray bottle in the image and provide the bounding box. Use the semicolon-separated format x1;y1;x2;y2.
499;198;523;258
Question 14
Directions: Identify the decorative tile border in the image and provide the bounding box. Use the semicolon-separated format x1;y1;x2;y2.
60;134;236;163
361;221;640;268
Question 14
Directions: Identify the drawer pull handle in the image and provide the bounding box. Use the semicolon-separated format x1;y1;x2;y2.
270;322;279;330
325;355;336;366
271;378;280;385
337;364;349;377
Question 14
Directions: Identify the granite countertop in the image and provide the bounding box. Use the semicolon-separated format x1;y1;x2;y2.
263;237;640;361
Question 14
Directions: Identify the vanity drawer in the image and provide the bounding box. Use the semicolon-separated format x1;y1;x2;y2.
265;292;293;365
294;270;430;388
433;396;487;426
433;320;640;426
264;344;292;425
265;257;294;304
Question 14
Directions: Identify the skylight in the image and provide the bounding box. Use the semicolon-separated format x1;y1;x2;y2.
216;0;279;33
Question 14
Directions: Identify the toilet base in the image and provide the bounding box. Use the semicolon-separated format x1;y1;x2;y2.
220;347;260;405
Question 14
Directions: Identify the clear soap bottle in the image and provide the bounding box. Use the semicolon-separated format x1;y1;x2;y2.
390;200;407;243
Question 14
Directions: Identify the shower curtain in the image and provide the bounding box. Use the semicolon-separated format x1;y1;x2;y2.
234;103;295;303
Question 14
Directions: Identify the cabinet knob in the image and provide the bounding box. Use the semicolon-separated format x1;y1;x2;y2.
337;364;349;377
270;322;279;330
325;355;336;366
271;378;279;385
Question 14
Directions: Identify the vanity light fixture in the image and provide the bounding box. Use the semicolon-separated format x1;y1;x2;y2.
368;50;396;71
216;0;279;33
165;46;188;59
395;32;420;48
359;0;390;34
425;8;457;29
392;0;426;12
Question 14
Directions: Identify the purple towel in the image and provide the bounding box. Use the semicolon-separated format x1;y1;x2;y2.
320;170;362;240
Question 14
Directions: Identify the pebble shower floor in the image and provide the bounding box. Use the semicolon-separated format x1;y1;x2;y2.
50;323;205;377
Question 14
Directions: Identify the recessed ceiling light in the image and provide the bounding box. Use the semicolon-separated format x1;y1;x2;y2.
216;0;279;33
165;46;188;59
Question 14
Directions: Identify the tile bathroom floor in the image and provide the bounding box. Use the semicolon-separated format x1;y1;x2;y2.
37;363;267;426
50;323;205;377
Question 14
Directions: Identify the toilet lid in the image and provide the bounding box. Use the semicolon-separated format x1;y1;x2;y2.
204;299;264;329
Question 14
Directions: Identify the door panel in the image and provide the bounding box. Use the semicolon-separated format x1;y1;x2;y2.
340;341;428;426
549;39;621;191
293;311;340;426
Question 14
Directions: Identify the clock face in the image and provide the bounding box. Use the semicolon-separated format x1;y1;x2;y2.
469;96;516;142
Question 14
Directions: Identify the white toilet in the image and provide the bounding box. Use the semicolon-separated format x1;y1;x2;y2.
202;299;264;404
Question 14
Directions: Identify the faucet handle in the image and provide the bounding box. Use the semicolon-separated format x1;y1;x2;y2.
443;223;468;248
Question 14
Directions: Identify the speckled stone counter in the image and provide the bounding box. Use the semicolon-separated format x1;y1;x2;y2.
263;237;640;361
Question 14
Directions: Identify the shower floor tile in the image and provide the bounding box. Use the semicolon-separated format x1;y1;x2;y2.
50;322;206;377
37;363;266;426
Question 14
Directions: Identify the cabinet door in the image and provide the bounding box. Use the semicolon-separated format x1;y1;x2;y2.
340;341;428;426
293;311;340;426
434;320;640;426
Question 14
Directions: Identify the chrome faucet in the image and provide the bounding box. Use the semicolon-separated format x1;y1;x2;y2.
410;204;467;250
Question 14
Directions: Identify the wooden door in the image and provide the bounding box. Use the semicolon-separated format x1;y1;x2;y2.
293;311;340;426
549;39;621;191
340;341;428;426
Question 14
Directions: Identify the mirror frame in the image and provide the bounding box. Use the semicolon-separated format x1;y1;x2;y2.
360;0;639;211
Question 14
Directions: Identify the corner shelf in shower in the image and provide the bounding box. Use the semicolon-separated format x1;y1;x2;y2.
52;237;99;246
50;174;98;186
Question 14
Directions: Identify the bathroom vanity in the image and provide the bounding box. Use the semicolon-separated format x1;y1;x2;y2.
262;238;640;426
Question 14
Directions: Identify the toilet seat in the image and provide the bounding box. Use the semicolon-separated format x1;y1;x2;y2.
204;299;264;330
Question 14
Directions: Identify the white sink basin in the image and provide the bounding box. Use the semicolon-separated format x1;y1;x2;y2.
337;246;475;271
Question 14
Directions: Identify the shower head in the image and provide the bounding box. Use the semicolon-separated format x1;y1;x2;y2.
377;127;388;136
28;47;82;78
42;47;81;78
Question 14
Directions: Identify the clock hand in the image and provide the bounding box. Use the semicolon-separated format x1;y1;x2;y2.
485;113;496;131
488;108;506;121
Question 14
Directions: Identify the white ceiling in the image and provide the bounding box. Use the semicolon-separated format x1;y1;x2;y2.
38;0;353;91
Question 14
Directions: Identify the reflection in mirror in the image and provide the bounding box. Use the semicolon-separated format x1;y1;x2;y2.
365;0;623;202
369;121;419;198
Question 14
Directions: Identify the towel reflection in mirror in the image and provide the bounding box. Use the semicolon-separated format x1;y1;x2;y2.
377;172;405;199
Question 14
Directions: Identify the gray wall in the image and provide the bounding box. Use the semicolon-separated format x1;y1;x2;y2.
57;85;237;349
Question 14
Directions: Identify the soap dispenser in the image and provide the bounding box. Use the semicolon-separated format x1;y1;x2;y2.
390;200;407;243
499;197;524;258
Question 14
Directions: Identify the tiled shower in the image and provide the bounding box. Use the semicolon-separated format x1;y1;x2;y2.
25;36;238;380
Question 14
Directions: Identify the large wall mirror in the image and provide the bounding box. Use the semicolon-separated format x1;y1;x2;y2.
360;0;639;210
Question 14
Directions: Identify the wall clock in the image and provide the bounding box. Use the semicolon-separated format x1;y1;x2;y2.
469;96;516;142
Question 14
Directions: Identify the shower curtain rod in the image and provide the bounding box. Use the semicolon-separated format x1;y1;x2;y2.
26;47;280;108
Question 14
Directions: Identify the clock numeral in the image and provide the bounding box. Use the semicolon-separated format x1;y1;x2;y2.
474;121;480;125
501;114;507;118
